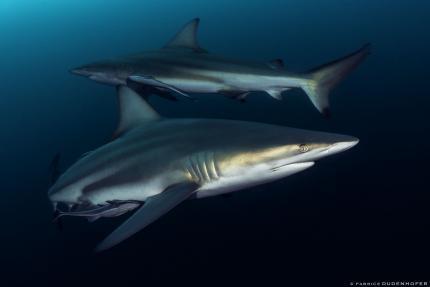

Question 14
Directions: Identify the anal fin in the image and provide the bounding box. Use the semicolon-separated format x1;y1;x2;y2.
220;90;250;102
266;89;283;100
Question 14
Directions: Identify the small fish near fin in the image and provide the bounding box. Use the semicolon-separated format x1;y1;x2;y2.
53;204;110;221
164;18;207;53
128;75;195;100
302;43;371;118
87;205;137;223
127;80;178;102
54;201;141;221
267;59;285;69
114;85;161;138
95;182;199;252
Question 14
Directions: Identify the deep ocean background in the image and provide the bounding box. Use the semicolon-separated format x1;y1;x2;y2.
1;0;429;286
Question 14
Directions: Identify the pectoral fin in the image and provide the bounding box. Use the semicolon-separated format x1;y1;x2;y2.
127;75;194;100
95;182;199;252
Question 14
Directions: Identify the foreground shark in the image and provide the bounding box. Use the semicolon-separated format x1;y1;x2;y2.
71;18;370;117
48;86;359;251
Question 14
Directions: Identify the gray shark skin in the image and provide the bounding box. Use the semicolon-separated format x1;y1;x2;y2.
71;18;370;117
48;86;358;251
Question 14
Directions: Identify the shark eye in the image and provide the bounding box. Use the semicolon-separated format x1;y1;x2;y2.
298;144;310;153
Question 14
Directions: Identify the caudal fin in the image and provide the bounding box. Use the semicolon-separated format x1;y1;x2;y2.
302;43;371;117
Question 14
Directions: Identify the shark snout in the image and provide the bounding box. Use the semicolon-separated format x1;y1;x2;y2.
329;137;359;154
313;136;359;160
287;134;359;165
70;67;92;77
70;65;124;85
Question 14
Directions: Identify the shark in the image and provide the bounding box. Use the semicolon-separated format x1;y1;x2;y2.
71;18;370;117
48;86;359;252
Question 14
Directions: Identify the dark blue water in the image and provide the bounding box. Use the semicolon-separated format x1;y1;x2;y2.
1;0;429;285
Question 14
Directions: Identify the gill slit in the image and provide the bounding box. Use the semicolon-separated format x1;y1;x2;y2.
200;153;210;182
211;152;221;179
187;159;198;182
192;156;204;183
205;152;216;180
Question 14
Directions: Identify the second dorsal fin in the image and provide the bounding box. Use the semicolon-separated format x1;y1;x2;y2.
113;85;161;138
164;18;206;52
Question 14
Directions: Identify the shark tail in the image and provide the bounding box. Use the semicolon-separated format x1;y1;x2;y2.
301;43;371;118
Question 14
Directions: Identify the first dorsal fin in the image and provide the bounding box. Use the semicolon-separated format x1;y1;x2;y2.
114;85;161;138
164;18;206;52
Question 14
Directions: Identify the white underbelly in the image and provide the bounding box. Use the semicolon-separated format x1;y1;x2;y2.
163;78;224;93
85;178;166;205
195;162;314;198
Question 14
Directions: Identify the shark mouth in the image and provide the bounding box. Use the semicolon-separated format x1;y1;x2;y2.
52;200;142;223
271;161;315;172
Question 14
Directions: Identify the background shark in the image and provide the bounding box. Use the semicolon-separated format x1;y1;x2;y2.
71;18;370;117
48;86;358;251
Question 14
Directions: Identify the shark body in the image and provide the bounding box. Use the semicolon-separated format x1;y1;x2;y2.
71;18;370;117
48;86;358;251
